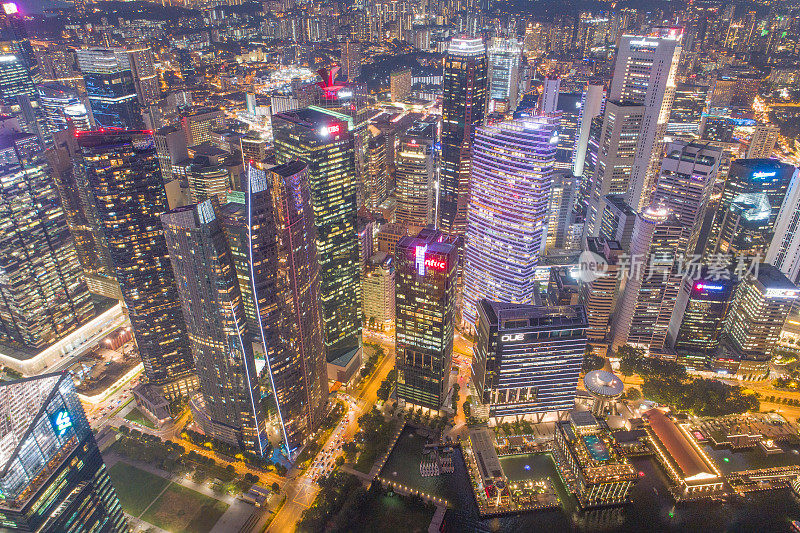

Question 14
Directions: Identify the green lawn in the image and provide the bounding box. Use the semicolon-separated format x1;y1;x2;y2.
142;483;228;533
107;462;169;516
124;407;158;429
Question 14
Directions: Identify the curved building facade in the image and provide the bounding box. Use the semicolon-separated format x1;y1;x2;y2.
461;115;557;330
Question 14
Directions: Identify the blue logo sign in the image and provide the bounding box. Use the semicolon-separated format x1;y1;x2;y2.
753;171;777;179
50;409;73;436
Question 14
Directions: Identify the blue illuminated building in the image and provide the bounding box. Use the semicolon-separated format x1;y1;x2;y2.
77;48;143;129
0;373;128;532
707;159;796;260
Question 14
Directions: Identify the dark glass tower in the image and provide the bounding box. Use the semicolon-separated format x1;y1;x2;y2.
77;48;143;130
162;200;266;455
272;107;361;363
706;159;796;260
0;129;93;349
439;35;487;237
221;161;327;455
395;227;457;410
77;130;196;400
0;373;128;532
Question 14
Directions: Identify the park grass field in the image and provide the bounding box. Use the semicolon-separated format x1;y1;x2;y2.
108;461;228;533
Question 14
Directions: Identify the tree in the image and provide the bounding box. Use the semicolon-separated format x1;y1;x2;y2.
271;482;280;493
624;387;642;401
582;351;605;373
462;400;471;418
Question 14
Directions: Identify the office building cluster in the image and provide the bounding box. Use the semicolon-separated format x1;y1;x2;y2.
0;0;799;528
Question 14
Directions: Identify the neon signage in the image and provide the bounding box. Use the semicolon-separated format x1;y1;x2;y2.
501;334;524;342
694;282;724;292
50;409;73;436
2;2;17;14
424;257;446;271
753;171;777;179
319;124;341;136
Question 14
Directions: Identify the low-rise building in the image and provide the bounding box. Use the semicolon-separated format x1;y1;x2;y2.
552;410;638;508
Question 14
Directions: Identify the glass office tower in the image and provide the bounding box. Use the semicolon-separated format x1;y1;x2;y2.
0;373;128;532
77;130;196;400
272;106;361;363
395;227;458;411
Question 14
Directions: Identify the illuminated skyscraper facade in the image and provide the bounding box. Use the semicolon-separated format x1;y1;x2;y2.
0;131;93;349
487;37;521;112
462;115;557;330
611;206;687;352
440;36;487;238
77;130;196;400
222;162;327;454
272;107;361;362
395;227;457;411
668;274;736;366
472;300;586;419
586;29;682;235
162;200;266;455
395;121;435;232
722;264;798;375
77;48;143;130
707;159;796;261
0;374;128;532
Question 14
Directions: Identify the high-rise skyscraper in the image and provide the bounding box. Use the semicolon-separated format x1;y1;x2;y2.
37;82;91;133
581;237;623;348
546;171;579;252
668;274;736;367
611;206;687;352
339;40;361;81
162;200;266;455
585;29;683;235
573;82;605;179
746;123;780;159
272;107;361;362
364;125;388;211
722;264;798;376
707;159;796;261
767;166;800;283
395;121;435;232
651;141;722;255
77;48;143;129
471;300;586;420
222;161;328;454
0;129;94;349
462;114;557;330
440;35;487;238
0;373;128;532
0;48;36;106
127;45;159;106
487;37;521;113
395;227;457;411
77;130;196;400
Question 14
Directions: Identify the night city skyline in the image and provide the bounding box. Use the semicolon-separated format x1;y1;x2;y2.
0;0;800;531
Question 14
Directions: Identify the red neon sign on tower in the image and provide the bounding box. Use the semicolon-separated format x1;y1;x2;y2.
424;256;447;271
